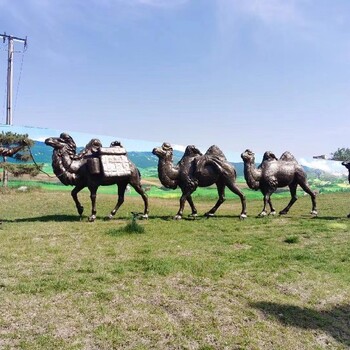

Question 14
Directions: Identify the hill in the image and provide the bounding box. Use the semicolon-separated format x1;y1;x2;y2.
29;141;247;176
28;141;330;179
5;141;346;183
1;125;348;181
29;141;184;168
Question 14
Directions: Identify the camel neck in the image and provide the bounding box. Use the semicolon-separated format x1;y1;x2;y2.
52;150;79;186
157;157;179;190
243;161;261;190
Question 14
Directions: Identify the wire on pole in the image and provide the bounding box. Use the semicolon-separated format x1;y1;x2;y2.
0;32;27;125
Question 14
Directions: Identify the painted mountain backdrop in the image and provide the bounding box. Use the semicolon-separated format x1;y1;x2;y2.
19;141;335;180
0;124;348;180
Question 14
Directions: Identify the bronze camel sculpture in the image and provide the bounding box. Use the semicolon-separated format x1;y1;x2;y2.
241;149;317;217
45;133;149;222
152;142;247;219
341;161;350;218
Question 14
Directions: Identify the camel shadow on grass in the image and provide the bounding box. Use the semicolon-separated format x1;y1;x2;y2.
251;301;350;347
5;214;82;223
7;213;144;223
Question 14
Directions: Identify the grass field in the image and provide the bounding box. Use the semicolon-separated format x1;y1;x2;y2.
0;189;350;349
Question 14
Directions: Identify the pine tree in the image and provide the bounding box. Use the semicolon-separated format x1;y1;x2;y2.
0;131;42;187
331;147;350;161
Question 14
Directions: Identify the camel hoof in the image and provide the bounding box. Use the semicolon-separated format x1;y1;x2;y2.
174;215;182;220
269;211;276;216
258;211;267;217
240;214;247;220
88;215;96;222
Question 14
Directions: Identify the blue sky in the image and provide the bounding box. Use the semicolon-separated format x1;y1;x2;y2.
0;0;350;160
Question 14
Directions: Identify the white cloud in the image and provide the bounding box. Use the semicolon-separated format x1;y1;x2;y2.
172;144;186;152
299;158;348;177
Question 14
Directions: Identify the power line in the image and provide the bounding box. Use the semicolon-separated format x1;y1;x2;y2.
14;47;26;113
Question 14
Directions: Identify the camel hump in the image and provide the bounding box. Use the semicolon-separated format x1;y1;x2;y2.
204;145;227;160
194;145;233;176
110;140;122;147
75;138;102;159
86;139;102;153
262;151;278;162
183;145;202;157
60;133;77;151
280;151;297;162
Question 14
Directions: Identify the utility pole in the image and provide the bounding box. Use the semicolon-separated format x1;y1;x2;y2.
0;33;27;187
0;32;27;125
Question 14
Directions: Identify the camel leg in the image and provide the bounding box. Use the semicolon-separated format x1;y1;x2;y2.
259;189;274;217
268;198;276;215
175;189;194;220
106;182;128;220
187;195;198;217
88;185;98;222
280;183;298;215
204;183;225;217
71;184;85;220
226;182;247;219
129;182;149;219
298;182;317;216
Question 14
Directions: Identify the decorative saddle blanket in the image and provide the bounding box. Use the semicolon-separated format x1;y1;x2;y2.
87;145;131;177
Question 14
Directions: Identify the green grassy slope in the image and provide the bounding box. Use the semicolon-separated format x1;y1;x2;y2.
0;190;349;349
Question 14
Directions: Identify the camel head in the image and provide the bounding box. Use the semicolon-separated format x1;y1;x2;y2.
342;161;350;170
342;161;350;184
241;149;255;164
152;142;173;160
45;133;77;157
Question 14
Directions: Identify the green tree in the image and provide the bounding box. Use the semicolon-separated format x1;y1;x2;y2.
331;147;350;161
0;131;42;187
